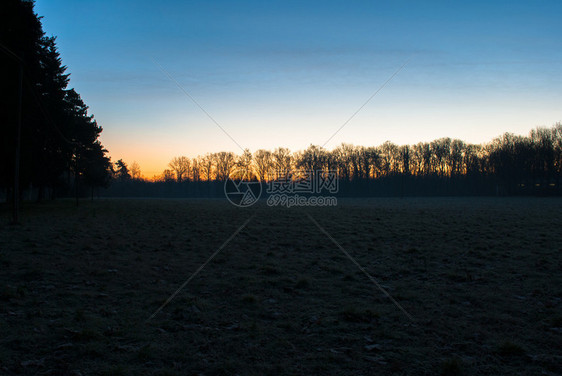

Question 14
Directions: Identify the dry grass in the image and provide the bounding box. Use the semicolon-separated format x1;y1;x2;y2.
1;197;561;375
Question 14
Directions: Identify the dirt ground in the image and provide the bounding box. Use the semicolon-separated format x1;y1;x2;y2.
1;198;561;375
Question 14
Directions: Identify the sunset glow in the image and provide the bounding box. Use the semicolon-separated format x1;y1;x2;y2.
35;0;562;178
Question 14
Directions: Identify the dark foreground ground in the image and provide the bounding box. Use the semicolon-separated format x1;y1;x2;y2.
1;198;561;375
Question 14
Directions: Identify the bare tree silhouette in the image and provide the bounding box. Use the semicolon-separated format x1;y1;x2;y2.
168;156;190;183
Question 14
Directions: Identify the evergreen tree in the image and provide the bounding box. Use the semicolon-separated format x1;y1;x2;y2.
0;0;111;205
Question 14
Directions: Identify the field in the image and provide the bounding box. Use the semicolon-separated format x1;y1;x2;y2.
1;198;561;375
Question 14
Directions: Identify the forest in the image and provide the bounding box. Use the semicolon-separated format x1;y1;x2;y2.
109;124;562;197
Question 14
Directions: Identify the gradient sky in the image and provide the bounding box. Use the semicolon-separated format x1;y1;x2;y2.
35;0;562;178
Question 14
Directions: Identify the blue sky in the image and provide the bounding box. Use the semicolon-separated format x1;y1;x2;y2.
35;0;562;177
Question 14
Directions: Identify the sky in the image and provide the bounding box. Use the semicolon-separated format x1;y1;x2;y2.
35;0;562;178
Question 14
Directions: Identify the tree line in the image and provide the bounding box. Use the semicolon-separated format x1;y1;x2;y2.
1;0;112;207
107;123;562;197
3;1;560;202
